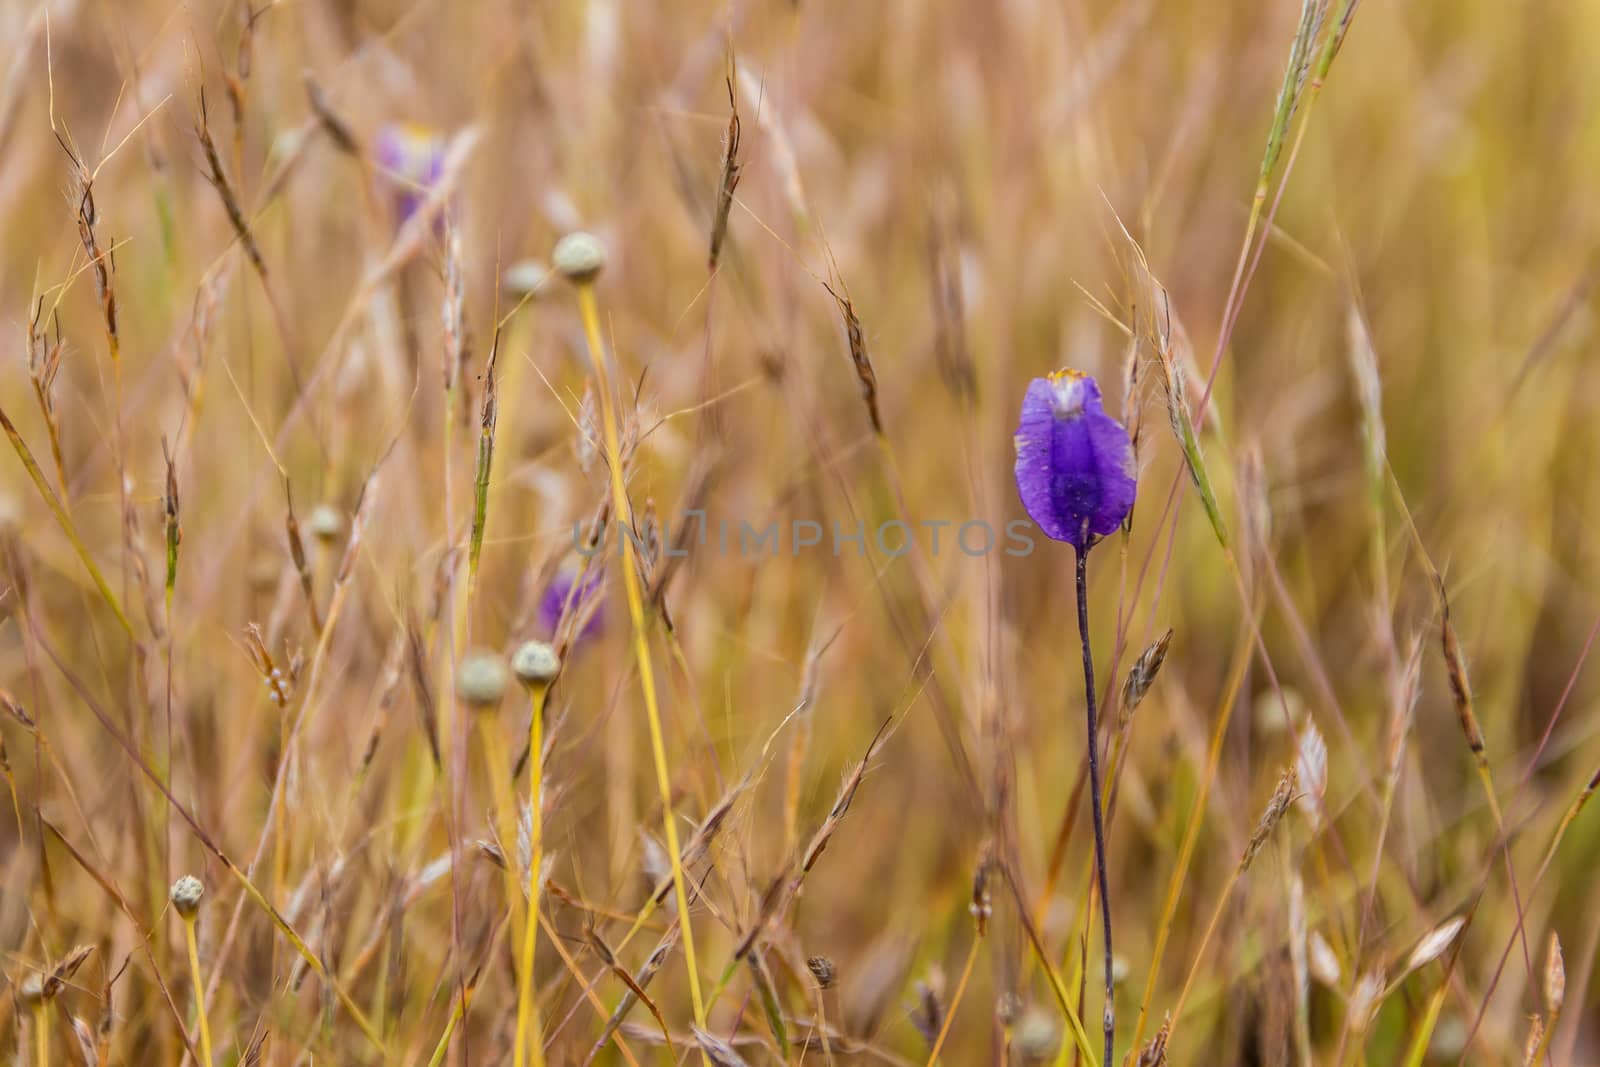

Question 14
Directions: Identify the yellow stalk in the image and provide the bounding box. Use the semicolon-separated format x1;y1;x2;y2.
32;1000;47;1067
512;681;549;1067
476;714;528;960
183;915;215;1067
575;280;710;1063
0;405;132;635
924;936;980;1066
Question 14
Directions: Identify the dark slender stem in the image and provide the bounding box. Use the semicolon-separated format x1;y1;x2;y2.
1076;540;1115;1067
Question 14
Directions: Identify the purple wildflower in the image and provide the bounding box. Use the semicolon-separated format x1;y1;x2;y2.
1014;368;1136;1065
373;123;447;226
1013;369;1136;547
539;567;604;645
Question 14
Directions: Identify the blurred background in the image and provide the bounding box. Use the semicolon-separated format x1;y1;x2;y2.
0;0;1597;1063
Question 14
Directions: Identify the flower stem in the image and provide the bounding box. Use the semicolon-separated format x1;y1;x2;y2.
32;1000;47;1067
1075;542;1114;1067
575;280;710;1065
513;681;549;1067
183;915;215;1067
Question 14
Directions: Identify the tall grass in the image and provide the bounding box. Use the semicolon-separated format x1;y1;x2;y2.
0;1;1597;1064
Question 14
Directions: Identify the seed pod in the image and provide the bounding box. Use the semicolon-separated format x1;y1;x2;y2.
307;505;343;544
457;650;509;708
512;641;561;687
806;955;836;990
170;875;205;918
1545;932;1565;1015
553;232;607;283
1014;1007;1061;1062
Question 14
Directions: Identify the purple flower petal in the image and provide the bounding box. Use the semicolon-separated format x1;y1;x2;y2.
539;567;604;645
1013;370;1136;547
374;123;447;226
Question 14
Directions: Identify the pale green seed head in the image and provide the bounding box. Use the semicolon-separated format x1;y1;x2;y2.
1013;1008;1061;1062
511;640;561;686
458;650;510;707
170;875;205;918
308;504;343;543
502;259;551;298
552;232;606;283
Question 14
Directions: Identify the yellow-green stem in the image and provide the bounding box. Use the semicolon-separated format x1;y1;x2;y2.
32;1000;47;1067
184;916;215;1067
513;682;549;1067
575;281;710;1062
0;406;132;635
924;936;980;1066
476;714;528;960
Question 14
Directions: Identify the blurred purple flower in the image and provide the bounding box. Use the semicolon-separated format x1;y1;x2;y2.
539;567;604;644
1013;369;1136;547
374;123;447;226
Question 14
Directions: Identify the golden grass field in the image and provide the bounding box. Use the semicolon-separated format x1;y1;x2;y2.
1;0;1598;1063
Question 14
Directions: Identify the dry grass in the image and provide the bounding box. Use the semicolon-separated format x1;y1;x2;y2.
1;0;1599;1064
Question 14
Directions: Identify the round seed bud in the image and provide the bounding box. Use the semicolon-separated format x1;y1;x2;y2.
995;990;1023;1027
307;505;344;543
170;875;205;918
17;974;44;1005
806;955;835;990
502;259;551;299
1111;953;1130;985
457;650;509;707
511;641;561;686
1429;1015;1468;1059
552;232;606;283
1013;1007;1061;1062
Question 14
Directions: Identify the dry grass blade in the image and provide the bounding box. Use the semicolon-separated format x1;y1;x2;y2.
1137;1015;1171;1066
823;282;884;437
40;819;196;1059
708;71;743;272
0;404;132;634
31;631;386;1052
196;89;265;275
692;1025;752;1067
585;923;673;1046
583;925;680;1066
303;71;359;156
1434;576;1485;759
41;944;94;999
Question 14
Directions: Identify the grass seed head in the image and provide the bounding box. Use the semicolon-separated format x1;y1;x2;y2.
1545;932;1565;1014
1120;628;1173;727
1136;1016;1171;1065
806;955;836;989
1240;765;1296;873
